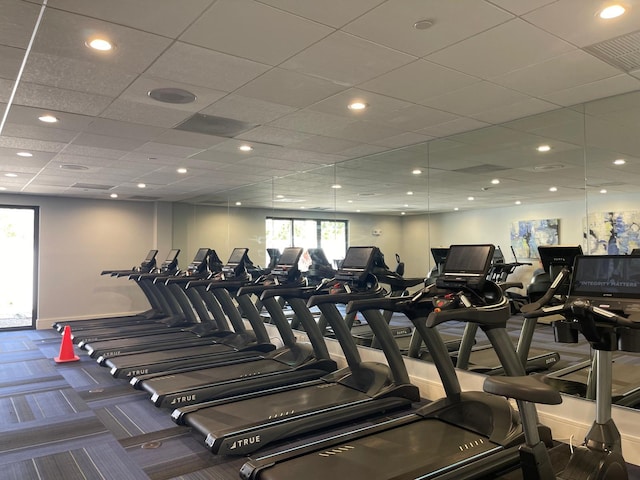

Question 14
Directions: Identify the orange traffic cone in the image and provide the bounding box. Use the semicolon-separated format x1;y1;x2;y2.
55;325;79;363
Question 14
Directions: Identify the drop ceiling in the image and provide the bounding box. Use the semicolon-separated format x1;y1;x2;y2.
1;0;640;213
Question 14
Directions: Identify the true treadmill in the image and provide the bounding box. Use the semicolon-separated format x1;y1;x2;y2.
54;249;171;333
134;247;338;408
543;254;640;407
240;244;549;480
77;249;236;357
172;246;420;456
99;248;279;378
79;248;221;344
452;244;565;375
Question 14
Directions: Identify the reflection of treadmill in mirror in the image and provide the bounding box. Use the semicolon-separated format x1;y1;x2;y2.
545;254;640;407
266;248;281;270
527;245;583;302
305;248;335;286
453;244;561;375
425;247;448;284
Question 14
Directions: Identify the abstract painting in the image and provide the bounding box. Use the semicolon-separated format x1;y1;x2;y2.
510;218;559;259
584;211;640;255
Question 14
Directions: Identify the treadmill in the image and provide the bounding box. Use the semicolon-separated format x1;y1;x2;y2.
100;248;279;378
133;247;337;408
240;244;547;480
53;249;165;332
544;254;640;407
172;246;420;456
453;244;562;375
76;249;235;357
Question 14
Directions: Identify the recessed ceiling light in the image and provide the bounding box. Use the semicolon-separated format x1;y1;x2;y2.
515;200;522;205
403;204;409;208
599;4;626;19
86;37;113;51
0;187;6;191
401;212;406;215
491;178;500;185
38;114;58;123
454;207;459;211
549;186;558;192
413;19;434;30
613;158;626;165
239;145;253;152
356;209;361;213
348;102;367;111
331;184;342;189
347;199;353;203
137;183;146;188
235;201;242;206
5;173;18;177
600;189;608;194
412;169;422;175
110;193;118;199
300;206;306;210
537;145;551;152
276;194;285;199
177;167;187;174
406;191;414;195
16;152;32;157
467;196;474;201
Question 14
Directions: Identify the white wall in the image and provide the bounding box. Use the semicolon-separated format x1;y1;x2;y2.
0;194;161;328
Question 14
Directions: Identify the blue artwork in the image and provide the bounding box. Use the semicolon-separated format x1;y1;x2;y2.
510;218;559;259
585;211;640;255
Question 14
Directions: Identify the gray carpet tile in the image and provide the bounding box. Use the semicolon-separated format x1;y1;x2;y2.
0;387;89;425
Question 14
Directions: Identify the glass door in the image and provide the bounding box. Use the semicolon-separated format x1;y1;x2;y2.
0;206;38;329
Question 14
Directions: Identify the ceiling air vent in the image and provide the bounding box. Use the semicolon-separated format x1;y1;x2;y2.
129;195;161;201
72;183;114;190
174;113;257;138
584;30;640;72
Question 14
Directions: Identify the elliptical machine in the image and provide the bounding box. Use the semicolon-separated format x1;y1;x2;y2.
484;298;636;479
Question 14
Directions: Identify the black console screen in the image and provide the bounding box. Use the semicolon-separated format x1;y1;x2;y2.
431;248;449;266
228;248;248;265
144;250;158;262
308;248;331;266
538;245;583;273
443;245;494;275
277;247;303;267
571;255;640;298
193;248;210;263
341;246;375;270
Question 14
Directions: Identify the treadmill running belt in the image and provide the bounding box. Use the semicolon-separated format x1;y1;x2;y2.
250;419;501;480
185;383;370;436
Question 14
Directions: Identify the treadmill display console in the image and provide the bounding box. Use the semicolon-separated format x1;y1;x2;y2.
227;248;248;265
335;246;377;284
570;255;640;312
435;244;494;290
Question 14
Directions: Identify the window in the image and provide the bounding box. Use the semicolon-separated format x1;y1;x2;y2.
265;217;348;269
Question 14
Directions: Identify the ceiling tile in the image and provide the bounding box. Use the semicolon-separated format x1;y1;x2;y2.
235;68;346;108
524;0;640;47
14;81;113;116
470;97;559;124
308;88;412;119
0;0;41;49
151;130;227;150
22;52;136;97
424;81;531;116
415;117;491;138
487;0;557;15
344;0;513;57
100;99;193;128
257;0;385;28
372;131;435;148
48;0;214;38
269;109;357;136
360;59;480;104
492;50;622;96
1;123;77;143
0;44;24;80
288;135;362;155
200;94;297;124
540;74;640;107
71;132;146;151
180;0;333;65
427;19;574;79
146;42;270;92
280;31;416;86
0;135;67;152
32;8;172;73
235;126;314;146
85;118;165;141
135;142;206;159
5;104;95;130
